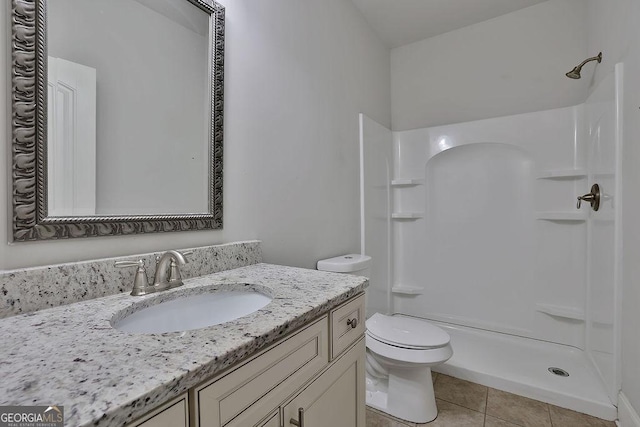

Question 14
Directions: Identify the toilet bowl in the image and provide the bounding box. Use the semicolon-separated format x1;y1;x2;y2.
317;254;453;424
365;313;452;423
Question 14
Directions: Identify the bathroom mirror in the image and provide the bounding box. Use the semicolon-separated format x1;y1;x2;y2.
10;0;224;241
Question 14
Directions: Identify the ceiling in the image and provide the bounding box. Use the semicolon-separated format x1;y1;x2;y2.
351;0;549;48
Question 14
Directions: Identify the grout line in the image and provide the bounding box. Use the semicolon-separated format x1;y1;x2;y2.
484;387;489;426
485;386;489;414
435;396;486;415
487;413;526;427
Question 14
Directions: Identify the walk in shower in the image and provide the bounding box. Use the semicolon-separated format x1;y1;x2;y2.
359;64;623;420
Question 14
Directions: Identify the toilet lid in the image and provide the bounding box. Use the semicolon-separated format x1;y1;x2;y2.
366;313;450;349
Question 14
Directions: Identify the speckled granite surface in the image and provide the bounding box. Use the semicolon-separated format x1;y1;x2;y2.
0;241;262;319
0;262;368;427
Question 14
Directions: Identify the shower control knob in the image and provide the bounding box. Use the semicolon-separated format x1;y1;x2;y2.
347;318;358;329
577;183;601;211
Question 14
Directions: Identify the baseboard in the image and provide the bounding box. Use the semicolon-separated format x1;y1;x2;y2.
619;392;640;427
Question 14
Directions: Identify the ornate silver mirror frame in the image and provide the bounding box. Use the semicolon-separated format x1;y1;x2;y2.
10;0;224;241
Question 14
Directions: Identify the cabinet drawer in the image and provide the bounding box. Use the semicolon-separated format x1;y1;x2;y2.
128;393;189;427
194;316;329;427
330;294;365;359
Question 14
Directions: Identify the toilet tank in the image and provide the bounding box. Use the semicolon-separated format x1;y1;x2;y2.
317;254;371;277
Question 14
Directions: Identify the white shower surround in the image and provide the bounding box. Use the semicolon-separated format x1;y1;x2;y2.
359;65;623;420
393;105;587;348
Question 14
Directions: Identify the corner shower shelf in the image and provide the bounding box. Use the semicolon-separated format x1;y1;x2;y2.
536;303;585;321
392;212;424;220
536;168;587;179
391;178;424;186
392;285;424;295
535;211;587;221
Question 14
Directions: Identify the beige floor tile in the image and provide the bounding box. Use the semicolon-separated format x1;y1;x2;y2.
417;399;484;427
366;407;414;427
484;415;521;427
432;372;439;384
486;388;551;427
548;405;617;427
434;374;488;413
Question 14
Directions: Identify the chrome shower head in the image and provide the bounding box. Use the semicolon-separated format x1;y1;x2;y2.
565;52;602;79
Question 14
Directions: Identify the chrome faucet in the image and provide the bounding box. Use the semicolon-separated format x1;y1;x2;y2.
153;250;191;291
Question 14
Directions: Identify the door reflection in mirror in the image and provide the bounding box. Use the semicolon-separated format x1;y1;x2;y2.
47;56;97;217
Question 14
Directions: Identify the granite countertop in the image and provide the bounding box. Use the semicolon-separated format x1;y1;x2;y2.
0;263;368;427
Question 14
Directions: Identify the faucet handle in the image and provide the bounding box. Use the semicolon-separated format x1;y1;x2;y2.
115;260;142;268
115;260;155;296
181;250;194;258
168;250;192;288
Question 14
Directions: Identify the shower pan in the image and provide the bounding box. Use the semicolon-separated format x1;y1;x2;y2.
359;64;623;421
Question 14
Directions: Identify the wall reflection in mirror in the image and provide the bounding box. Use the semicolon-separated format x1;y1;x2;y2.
47;0;210;216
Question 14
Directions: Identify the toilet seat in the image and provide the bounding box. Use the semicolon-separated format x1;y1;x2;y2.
366;313;450;350
365;314;453;365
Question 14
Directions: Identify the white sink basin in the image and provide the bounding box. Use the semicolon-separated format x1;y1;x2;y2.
113;290;273;334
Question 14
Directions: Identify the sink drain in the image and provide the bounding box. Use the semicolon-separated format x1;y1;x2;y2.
548;367;570;377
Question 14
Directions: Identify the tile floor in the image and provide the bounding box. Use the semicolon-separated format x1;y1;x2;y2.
366;373;617;427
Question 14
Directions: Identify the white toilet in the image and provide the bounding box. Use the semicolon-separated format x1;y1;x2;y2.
317;254;453;424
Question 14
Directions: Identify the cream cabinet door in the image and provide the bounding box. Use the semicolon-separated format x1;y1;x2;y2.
193;317;329;427
258;410;280;427
283;338;365;427
128;393;189;427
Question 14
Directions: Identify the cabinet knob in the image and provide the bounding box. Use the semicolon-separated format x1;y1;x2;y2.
290;407;304;427
347;318;358;329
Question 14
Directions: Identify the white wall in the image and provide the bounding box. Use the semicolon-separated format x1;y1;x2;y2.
390;0;588;131
0;0;390;270
586;0;640;420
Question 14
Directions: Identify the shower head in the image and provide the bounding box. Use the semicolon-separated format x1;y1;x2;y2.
565;67;582;79
565;52;602;79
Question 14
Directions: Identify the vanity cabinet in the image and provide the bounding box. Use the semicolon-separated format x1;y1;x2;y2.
127;294;365;427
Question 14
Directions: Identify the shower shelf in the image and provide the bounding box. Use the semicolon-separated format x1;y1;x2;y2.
391;285;424;295
536;168;587;179
535;211;587;221
536;303;585;321
391;178;424;186
392;212;424;220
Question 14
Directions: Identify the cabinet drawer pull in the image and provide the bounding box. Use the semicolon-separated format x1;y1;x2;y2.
347;318;358;329
290;408;304;427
